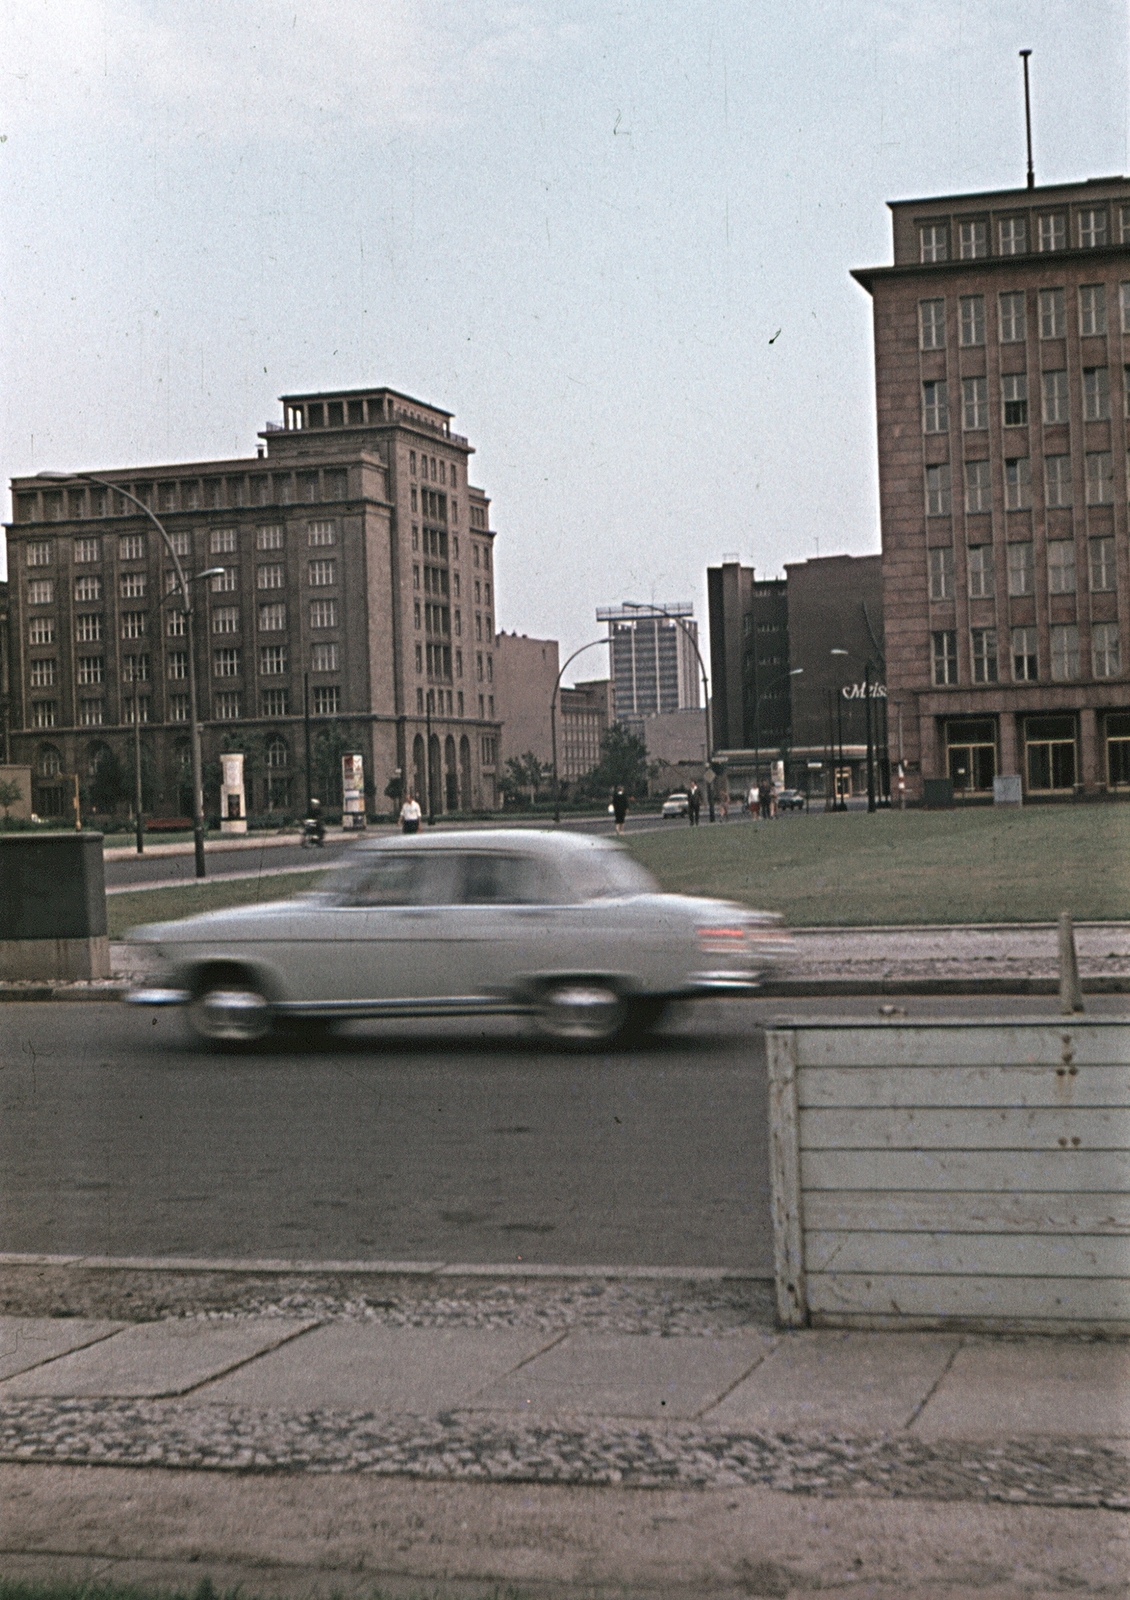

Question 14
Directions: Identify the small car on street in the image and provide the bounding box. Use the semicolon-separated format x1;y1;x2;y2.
776;789;806;812
661;792;690;818
125;829;791;1048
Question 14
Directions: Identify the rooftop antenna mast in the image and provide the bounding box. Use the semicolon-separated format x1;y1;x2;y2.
1020;49;1035;190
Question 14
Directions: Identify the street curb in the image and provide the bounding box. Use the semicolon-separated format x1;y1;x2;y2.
0;1251;770;1282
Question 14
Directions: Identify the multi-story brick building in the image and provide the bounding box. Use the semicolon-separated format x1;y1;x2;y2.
4;387;503;818
853;176;1130;800
558;678;609;784
596;604;701;723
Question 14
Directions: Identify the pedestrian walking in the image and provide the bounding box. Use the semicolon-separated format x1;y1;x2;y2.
759;782;770;821
399;793;422;834
687;782;701;826
748;785;758;818
767;780;777;820
611;785;629;836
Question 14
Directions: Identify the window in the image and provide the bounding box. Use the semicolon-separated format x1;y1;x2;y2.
73;537;100;563
312;686;340;715
259;645;287;675
1093;623;1120;679
1042;369;1069;424
925;463;951;516
971;629;998;683
211;567;238;592
1001;374;1028;427
486;653;493;682
307;520;335;547
928;545;954;600
76;614;103;642
79;701;104;727
119;534;144;560
1026;715;1076;789
1051;624;1080;681
265;736;289;769
171;530;191;557
999;292;1026;342
324;469;347;500
261;689;290;717
30;659;56;688
259;602;286;631
1007;542;1034;596
922;380;948;432
409;451;417;476
1004;456;1031;510
210;528;237;554
958;295;984;347
1038;214;1066;252
919;224;948;263
122;654;150;683
310;600;337;628
919;299;945;350
1045;455;1073;508
931;630;957;685
1122;282;1130;334
310;640;339;672
1086;452;1114;505
167;651;187;681
297;472;319;503
257;564;284;590
455;648;463;677
1012;626;1038;681
77;656;104;685
214;691;241;720
1125;365;1130;418
959;219;987;259
1078;208;1108;248
1039;287;1066;338
1083;367;1110;421
121;611;147;638
415;643;423;673
214;647;241;677
967;546;995;598
413;600;421;629
1079;285;1106;336
166;611;185;638
257;525;284;550
32;702;57;728
481;736;497;765
308;559;336;586
1048;540;1076;594
964;460;992;514
476;651;484;681
29;617;55;645
26;541;51;566
962;377;988;430
482;544;490;571
998;216;1027;255
120;572;147;599
212;606;240;634
1090;537;1116;592
28;579;54;605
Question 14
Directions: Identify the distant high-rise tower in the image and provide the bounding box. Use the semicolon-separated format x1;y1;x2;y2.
596;603;700;721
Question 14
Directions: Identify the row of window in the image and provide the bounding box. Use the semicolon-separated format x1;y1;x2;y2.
28;686;344;728
408;450;456;485
411;687;497;726
26;600;342;646
918;204;1128;263
412;643;494;684
16;472;351;523
27;560;341;606
931;623;1120;686
924;451;1120;514
27;643;341;688
410;601;493;641
408;562;492;603
942;715;1130;794
923;367;1128;432
919;283;1127;349
928;537;1119;600
22;522;338;568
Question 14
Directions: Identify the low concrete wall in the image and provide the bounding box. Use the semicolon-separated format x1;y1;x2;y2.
767;1018;1130;1335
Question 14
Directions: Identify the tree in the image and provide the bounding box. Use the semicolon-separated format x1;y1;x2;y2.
502;752;547;806
0;777;24;818
88;748;128;814
578;723;652;799
312;724;351;808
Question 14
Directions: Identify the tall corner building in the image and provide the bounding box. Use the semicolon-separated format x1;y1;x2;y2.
5;387;503;817
595;604;701;725
853;177;1130;799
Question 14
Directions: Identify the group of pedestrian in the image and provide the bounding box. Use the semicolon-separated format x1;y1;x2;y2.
747;781;777;819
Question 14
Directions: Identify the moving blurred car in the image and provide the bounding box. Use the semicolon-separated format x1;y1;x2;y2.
661;792;690;818
776;789;806;812
125;830;791;1048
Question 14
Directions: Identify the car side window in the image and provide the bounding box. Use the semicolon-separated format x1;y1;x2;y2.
335;854;452;907
457;853;547;905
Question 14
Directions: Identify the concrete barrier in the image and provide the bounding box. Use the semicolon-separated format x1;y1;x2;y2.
767;1018;1130;1335
0;832;110;980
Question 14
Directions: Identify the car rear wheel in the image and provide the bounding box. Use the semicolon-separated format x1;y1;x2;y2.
187;972;274;1048
535;982;627;1046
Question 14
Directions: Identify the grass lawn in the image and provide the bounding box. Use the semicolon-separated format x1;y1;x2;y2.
108;868;329;938
627;805;1129;926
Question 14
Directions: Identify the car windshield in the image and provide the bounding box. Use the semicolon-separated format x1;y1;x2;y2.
562;848;658;901
321;853;457;906
318;843;657;907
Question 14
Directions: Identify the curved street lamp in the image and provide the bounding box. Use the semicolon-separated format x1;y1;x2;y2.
38;472;212;877
619;602;714;804
550;638;610;824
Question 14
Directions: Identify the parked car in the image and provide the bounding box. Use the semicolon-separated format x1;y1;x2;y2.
776;789;806;812
661;792;690;818
124;830;792;1049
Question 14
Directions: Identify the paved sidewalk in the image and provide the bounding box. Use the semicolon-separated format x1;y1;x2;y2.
0;1272;1127;1596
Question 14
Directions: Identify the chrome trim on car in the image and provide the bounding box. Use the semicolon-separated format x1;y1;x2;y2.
123;987;192;1007
275;995;529;1019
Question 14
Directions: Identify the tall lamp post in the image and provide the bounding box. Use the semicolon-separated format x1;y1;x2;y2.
550;638;610;825
753;668;803;794
38;472;214;878
830;649;849;810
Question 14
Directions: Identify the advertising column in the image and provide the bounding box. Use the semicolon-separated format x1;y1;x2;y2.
342;752;366;829
220;752;247;834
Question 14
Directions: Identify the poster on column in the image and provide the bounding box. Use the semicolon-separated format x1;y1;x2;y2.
342;752;366;828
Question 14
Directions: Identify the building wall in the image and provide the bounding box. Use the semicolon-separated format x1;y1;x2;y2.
558;677;609;781
706;561;789;752
597;607;700;719
494;632;560;770
785;554;884;753
854;178;1130;800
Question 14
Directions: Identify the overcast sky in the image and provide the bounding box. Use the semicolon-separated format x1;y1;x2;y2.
2;0;1126;684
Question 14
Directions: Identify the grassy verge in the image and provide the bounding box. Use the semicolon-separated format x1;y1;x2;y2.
108;869;330;938
627;805;1130;926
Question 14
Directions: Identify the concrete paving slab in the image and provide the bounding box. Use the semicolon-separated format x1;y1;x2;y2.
704;1330;960;1433
0;1316;123;1380
465;1329;777;1420
192;1321;560;1413
912;1336;1130;1440
0;1318;316;1398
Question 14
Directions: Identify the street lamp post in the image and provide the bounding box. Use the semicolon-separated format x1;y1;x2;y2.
37;472;214;878
550;638;609;825
830;649;849;810
620;603;713;801
752;667;803;799
425;689;435;826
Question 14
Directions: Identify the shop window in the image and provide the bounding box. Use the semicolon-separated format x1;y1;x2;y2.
946;720;996;793
1025;716;1076;791
1107;713;1130;787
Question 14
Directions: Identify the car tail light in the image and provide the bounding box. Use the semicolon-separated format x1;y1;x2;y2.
696;925;749;952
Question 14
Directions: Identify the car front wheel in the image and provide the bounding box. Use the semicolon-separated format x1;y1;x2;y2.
535;982;627;1046
187;971;274;1048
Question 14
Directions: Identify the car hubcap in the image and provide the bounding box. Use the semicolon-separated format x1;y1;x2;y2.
190;987;272;1042
539;984;626;1042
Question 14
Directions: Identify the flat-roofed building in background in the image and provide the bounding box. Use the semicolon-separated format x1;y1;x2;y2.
494;631;559;774
5;387;504;818
853;175;1130;800
596;603;700;723
558;678;609;783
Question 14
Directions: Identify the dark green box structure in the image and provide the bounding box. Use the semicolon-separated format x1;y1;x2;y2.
0;833;110;980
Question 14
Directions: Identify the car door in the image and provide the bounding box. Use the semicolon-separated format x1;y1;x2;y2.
436;851;559;998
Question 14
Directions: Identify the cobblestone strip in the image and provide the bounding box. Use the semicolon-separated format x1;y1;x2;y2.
0;1399;1125;1508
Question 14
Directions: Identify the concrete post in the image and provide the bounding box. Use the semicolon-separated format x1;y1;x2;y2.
1058;911;1084;1015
